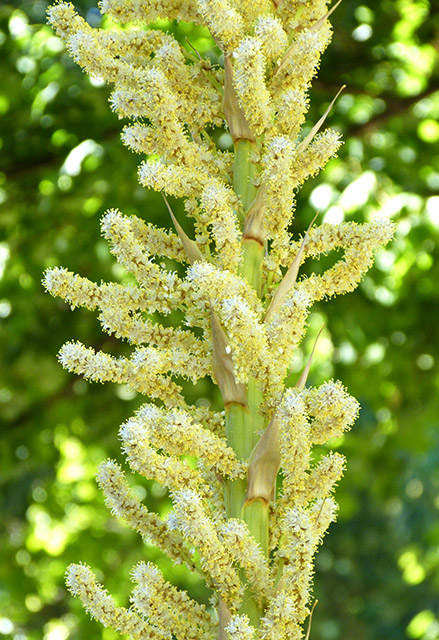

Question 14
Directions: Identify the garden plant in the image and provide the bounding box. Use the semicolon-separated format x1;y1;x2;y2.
44;0;395;637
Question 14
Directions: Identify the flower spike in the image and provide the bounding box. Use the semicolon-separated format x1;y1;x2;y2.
46;1;395;637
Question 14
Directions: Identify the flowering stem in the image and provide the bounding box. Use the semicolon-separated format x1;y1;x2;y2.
46;4;396;638
239;237;264;297
234;138;265;294
223;139;270;626
224;403;266;622
225;402;252;520
233;139;258;211
242;498;269;557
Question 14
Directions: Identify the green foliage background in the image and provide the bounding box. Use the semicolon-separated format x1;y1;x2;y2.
1;1;438;638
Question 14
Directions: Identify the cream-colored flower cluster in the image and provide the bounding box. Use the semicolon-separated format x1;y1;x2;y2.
46;1;394;638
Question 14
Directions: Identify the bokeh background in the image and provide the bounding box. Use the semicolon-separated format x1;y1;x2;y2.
1;0;438;638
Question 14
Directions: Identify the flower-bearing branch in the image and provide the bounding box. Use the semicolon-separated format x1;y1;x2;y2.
45;0;394;637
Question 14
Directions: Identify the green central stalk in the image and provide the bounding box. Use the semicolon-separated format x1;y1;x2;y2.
233;139;258;211
223;137;269;627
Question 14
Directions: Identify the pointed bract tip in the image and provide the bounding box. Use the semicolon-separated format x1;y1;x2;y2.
295;324;325;390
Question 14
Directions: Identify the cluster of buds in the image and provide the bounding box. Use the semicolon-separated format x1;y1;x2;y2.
45;1;394;638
